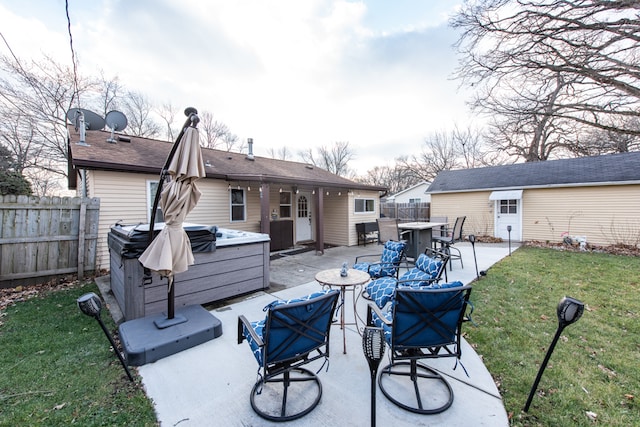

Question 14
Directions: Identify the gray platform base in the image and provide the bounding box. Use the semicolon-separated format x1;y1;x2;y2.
119;305;223;366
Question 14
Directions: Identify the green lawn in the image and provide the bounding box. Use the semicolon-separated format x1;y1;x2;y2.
466;246;639;426
0;281;156;426
0;247;638;426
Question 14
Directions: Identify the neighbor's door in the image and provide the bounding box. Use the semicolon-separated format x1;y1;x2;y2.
295;192;313;242
495;199;522;241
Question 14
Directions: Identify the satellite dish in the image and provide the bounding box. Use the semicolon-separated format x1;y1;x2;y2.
66;108;105;146
105;110;128;143
66;108;105;131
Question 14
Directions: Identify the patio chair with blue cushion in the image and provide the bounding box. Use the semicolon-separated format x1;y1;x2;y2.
353;240;407;280
237;289;340;421
366;282;473;414
366;248;449;309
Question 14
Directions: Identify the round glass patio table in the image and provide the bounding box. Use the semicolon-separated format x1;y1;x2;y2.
315;268;370;354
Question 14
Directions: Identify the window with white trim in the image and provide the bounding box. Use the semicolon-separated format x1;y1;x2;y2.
147;180;164;222
230;188;246;221
279;191;292;218
355;198;375;213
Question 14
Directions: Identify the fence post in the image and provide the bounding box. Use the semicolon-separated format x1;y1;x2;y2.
77;198;87;280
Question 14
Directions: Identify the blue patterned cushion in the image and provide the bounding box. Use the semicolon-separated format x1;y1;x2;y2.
370;309;393;344
353;240;406;278
243;319;266;365
243;289;335;365
263;289;333;311
415;253;442;277
366;277;397;308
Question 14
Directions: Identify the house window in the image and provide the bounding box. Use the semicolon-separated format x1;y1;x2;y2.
499;199;518;214
279;191;292;218
230;188;246;222
355;198;375;213
409;198;421;204
147;180;164;222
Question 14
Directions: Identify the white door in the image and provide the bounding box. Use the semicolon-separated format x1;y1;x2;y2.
494;198;521;241
295;192;313;242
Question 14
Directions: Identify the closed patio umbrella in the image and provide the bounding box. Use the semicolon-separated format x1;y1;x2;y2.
139;108;204;325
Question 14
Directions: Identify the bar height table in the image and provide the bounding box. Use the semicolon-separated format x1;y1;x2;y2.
397;221;448;260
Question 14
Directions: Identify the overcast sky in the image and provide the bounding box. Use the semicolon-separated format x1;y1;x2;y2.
0;0;478;174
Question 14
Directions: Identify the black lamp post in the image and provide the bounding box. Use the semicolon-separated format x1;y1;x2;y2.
523;296;584;412
468;234;479;280
507;225;512;255
77;293;134;381
363;326;386;427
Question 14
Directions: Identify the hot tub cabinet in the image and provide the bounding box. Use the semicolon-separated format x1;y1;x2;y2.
109;224;270;321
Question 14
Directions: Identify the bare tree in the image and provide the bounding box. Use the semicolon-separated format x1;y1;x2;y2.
156;102;178;141
452;0;640;161
121;91;161;138
94;71;122;118
397;131;462;182
0;50;95;194
299;141;355;176
267;146;293;160
198;110;241;151
356;164;419;195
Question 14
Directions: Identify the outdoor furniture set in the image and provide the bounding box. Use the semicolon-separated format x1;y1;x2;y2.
237;219;472;421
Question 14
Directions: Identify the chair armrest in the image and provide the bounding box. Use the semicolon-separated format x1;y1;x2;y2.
355;253;383;263
237;315;263;346
366;302;392;327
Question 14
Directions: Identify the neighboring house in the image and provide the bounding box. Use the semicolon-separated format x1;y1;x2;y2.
427;152;640;246
67;127;386;270
385;181;431;204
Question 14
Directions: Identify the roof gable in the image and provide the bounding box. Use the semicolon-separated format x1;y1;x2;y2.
428;152;640;193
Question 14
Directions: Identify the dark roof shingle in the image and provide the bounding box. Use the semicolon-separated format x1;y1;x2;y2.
427;152;640;193
68;127;385;191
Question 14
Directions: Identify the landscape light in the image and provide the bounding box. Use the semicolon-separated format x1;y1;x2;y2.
524;296;585;412
468;234;479;280
363;326;386;427
77;293;134;381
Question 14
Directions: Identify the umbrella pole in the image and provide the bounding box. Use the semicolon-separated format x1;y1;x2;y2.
168;277;175;319
145;108;199;323
147;107;199;248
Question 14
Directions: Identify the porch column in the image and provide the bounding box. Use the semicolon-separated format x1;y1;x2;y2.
260;183;270;235
315;187;324;254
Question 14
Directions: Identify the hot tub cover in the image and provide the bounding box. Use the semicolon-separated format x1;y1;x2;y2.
108;223;216;259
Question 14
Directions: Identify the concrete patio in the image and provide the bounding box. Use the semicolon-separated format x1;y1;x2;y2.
99;241;517;426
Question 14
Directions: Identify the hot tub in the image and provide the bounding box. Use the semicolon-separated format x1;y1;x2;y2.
109;223;270;320
216;227;270;246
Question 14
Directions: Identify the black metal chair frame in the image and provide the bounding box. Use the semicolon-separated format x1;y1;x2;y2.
366;285;472;414
237;290;340;422
432;216;466;273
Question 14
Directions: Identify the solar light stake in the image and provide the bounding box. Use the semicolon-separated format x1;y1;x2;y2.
468;234;479;280
363;327;385;427
524;296;584;412
507;225;512;255
77;293;134;381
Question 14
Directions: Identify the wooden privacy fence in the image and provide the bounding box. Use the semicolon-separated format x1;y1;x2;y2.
0;195;100;288
380;202;430;222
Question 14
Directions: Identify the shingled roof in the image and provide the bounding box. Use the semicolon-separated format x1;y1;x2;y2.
427;152;640;194
68;127;386;192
